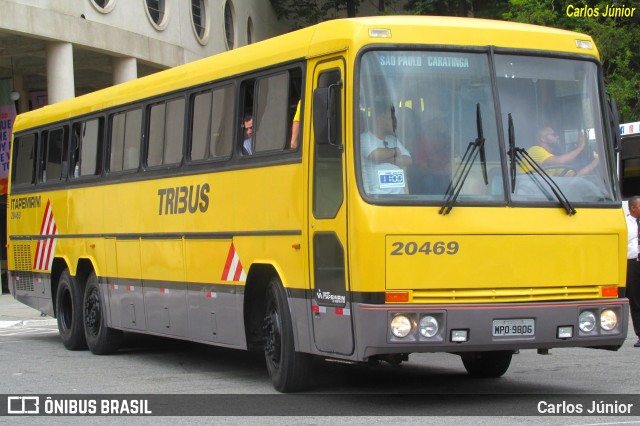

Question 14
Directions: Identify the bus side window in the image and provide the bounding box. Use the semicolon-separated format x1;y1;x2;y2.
288;67;303;150
254;71;292;153
241;66;303;155
12;133;38;186
41;127;67;183
190;85;233;162
71;118;103;178
147;97;185;167
109;108;142;173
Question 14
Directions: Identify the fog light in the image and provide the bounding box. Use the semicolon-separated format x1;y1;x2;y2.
419;316;439;338
600;309;618;331
390;314;412;338
557;326;573;339
578;311;596;333
451;329;468;342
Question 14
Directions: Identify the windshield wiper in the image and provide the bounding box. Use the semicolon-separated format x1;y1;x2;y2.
507;114;517;192
476;104;488;186
440;104;488;215
507;114;576;215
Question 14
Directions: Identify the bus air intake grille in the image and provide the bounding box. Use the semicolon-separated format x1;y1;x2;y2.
13;244;32;271
12;244;34;292
411;286;601;303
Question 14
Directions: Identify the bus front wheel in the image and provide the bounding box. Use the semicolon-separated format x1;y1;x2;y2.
461;351;512;378
83;272;122;355
263;277;311;392
55;269;87;350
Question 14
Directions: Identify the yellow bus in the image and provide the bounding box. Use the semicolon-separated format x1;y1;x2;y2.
8;16;628;392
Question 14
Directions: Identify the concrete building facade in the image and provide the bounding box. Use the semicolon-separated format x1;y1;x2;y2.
0;0;283;110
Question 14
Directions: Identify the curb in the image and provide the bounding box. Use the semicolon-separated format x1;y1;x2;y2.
0;319;58;328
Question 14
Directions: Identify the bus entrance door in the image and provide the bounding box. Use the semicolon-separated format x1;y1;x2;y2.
308;58;354;356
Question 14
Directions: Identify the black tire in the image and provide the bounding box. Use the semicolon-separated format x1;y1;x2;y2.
461;351;512;378
83;272;122;355
55;269;87;350
263;277;312;392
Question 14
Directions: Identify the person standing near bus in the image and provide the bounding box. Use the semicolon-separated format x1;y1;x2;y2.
360;101;412;194
626;196;640;347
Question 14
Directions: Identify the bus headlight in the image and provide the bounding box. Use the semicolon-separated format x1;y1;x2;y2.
419;316;439;338
600;309;618;331
390;314;412;338
578;311;596;333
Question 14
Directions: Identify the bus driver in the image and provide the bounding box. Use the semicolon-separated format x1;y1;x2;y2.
360;101;412;194
527;126;599;176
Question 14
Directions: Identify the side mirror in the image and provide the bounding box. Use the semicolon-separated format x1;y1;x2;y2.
608;95;621;152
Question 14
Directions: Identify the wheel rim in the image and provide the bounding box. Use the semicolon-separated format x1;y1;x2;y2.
263;302;282;369
84;287;101;337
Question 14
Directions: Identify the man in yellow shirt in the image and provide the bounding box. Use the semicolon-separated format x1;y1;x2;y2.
525;127;599;176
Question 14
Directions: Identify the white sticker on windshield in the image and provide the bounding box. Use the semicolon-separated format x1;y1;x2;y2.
378;169;405;189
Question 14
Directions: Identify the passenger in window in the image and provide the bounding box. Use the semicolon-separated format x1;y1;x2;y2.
242;114;254;155
525;127;599;176
360;101;412;195
290;101;301;149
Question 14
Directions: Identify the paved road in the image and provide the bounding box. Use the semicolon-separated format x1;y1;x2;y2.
1;293;640;425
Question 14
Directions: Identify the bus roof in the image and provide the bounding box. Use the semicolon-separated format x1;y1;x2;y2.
621;122;640;136
13;15;598;132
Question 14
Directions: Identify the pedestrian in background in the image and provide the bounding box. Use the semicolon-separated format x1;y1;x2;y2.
626;196;640;347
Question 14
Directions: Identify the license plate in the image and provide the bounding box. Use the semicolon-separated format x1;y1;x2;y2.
492;319;535;337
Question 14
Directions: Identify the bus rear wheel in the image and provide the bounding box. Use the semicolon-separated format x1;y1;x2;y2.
55;269;87;350
263;277;312;392
461;351;512;378
83;272;122;355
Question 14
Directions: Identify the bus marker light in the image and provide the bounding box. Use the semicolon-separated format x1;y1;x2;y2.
601;286;618;297
312;305;326;314
369;28;391;38
451;329;468;342
386;291;409;303
291;243;301;250
557;326;573;339
575;39;593;49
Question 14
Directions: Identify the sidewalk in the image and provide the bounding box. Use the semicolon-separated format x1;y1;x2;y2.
0;293;57;328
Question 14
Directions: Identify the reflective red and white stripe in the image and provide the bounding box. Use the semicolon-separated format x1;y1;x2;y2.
221;243;246;282
33;200;58;271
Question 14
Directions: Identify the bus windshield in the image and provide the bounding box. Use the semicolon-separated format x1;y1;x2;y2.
357;50;615;206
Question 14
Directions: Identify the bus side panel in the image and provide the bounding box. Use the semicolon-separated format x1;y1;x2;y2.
111;239;146;331
104;238;119;327
141;239;187;337
185;239;244;347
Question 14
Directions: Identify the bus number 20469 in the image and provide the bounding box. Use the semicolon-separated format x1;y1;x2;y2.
390;241;459;256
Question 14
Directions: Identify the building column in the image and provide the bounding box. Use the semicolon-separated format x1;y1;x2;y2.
46;42;75;104
11;74;28;114
112;57;137;85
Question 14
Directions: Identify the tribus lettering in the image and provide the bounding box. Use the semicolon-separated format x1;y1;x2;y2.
157;184;210;215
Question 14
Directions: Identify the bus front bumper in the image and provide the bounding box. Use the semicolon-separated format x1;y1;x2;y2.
354;299;628;359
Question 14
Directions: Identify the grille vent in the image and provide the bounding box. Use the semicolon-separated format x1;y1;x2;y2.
12;244;34;292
